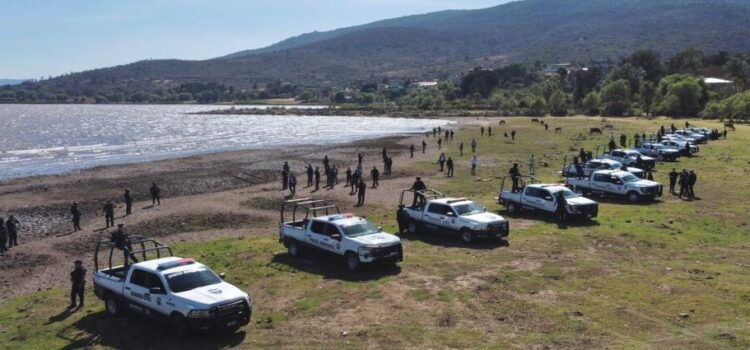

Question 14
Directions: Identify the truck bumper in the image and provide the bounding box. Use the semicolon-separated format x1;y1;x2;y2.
361;244;403;264
187;303;252;332
475;225;509;239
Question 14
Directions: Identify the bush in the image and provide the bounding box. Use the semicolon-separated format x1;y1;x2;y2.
582;92;601;115
600;79;631;116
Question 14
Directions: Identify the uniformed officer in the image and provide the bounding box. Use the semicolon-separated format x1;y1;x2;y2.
480;126;485;136
288;173;297;196
150;183;161;206
356;179;367;206
69;260;87;309
0;218;7;254
688;170;697;200
371;166;380;188
103;201;115;228
511;130;516;141
71;202;82;231
446;157;454;177
608;138;617;152
5;215;19;247
555;191;567;223
410;144;415;158
123;189;133;216
422;140;427;154
306;164;314;187
471;139;477;153
509;164;521;192
459;142;464;156
410;177;427;206
314;167;321;191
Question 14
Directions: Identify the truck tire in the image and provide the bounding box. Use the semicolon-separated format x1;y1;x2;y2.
287;241;301;257
345;252;362;272
460;229;475;244
627;191;640;203
105;295;121;317
507;202;520;214
170;313;189;336
407;220;420;234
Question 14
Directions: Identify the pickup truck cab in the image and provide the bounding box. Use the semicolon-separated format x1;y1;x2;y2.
563;158;644;178
400;189;508;243
598;149;656;170
672;129;706;143
635;142;680;161
498;181;598;220
279;198;402;271
92;237;252;333
566;170;663;202
660;139;699;156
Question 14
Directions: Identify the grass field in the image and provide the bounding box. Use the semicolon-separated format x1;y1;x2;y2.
1;116;749;349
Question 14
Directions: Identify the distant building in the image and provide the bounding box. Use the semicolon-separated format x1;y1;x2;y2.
703;77;732;85
416;81;438;88
543;63;573;75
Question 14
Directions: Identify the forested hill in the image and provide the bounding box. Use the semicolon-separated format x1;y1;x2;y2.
8;0;750;100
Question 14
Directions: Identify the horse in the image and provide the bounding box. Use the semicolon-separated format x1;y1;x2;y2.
589;127;603;135
554;127;563;133
724;123;736;130
531;118;539;124
499;120;506;125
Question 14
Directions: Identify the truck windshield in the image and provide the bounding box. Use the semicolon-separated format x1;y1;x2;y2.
558;189;580;198
341;222;380;237
454;202;484;216
621;174;640;182
166;268;222;293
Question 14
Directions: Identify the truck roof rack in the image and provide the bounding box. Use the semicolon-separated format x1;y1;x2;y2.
279;198;341;240
498;176;541;193
94;235;173;272
399;188;444;206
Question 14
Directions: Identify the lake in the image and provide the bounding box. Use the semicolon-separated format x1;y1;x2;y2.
0;104;450;180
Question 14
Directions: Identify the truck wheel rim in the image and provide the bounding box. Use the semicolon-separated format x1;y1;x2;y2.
347;256;358;270
462;231;472;242
107;299;117;314
289;244;298;256
408;223;416;233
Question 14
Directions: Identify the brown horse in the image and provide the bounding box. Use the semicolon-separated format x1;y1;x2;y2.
554;127;563;133
724;123;736;130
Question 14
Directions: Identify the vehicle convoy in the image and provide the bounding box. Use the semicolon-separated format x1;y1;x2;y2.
498;177;599;220
671;130;706;143
92;237;252;333
598;149;656;170
400;189;509;243
279;198;403;271
635;142;680;161
660;139;699;156
566;170;663;202
562;158;645;178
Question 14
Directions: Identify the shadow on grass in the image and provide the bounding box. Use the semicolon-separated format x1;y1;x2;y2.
57;311;246;350
496;209;600;229
268;252;401;282
580;194;663;206
399;230;509;250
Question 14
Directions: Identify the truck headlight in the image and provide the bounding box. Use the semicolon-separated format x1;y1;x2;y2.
640;187;650;193
566;205;581;214
188;309;213;318
358;246;374;256
474;224;487;231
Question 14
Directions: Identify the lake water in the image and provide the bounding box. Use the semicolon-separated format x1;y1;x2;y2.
0;104;451;180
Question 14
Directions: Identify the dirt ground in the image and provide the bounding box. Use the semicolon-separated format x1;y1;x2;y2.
0;118;482;299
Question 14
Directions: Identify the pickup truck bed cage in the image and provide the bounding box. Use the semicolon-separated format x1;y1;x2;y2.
279;198;341;240
399;188;444;208
498;176;541;193
94;235;173;277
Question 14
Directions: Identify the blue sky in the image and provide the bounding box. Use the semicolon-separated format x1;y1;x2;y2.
0;0;508;79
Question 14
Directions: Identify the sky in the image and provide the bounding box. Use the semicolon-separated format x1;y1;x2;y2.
0;0;509;79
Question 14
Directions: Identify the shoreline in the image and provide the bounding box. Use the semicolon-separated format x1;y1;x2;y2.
194;106;498;118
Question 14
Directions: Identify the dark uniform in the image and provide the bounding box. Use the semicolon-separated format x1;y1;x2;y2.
511;130;516;141
346;167;353;187
488;126;492;136
288;174;297;196
6;216;19;247
620;134;627;148
306;165;314;187
422;140;427;154
509;164;521;193
555;192;567;222
437;138;442;150
357;153;364;166
396;205;408;233
480;127;485;136
150;183;161;205
103;202;115;228
410;144;415;158
124;190;133;216
371;167;380;188
385;158;392;175
459;143;464;156
688;170;697;200
609;139;617;152
0;218;7;253
69;260;87;308
438;153;446;172
314;167;321;191
71;202;82;231
410;177;427;206
111;225;138;263
446;158;454;177
356;180;367;206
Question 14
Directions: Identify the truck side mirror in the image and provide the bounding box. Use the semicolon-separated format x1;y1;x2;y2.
219;272;226;280
377;226;382;231
149;287;165;295
331;233;342;241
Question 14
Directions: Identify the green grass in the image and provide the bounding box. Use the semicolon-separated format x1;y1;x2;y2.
2;116;750;349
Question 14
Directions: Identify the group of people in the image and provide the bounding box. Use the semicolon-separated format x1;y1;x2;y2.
0;215;21;254
668;168;698;200
69;183;162;232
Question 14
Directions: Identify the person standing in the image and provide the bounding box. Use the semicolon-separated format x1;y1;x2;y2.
288;173;297;197
0;218;7;254
480;126;485;137
437;138;442;150
608;138;617;153
438;152;446;172
410;177;427;206
470;156;478;176
385;157;393;175
528;155;536;175
123;189;133;216
68;260;87;309
382;148;388;163
579;148;587;163
488;126;492;136
555;191;567;223
471;139;477;153
345;167;353;187
332;165;339;186
620;134;627;148
306;164;314;187
103;201;115;228
511;130;516;141
71;202;82;232
282;162;290;190
446;157;454;177
371;166;380;188
357;153;364;166
6;215;19;247
450;130;455;140
356;179;367;206
459;142;464;156
678;169;688;199
688;170;697;200
509;164;521;193
314;167;321;191
422;140;427;154
150;183;161;206
410;144;415;158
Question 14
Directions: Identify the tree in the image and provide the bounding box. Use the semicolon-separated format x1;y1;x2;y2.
582;92;601;116
572;67;603;105
639;80;656;116
548;90;568;116
600;80;632;116
607;63;645;93
460;69;499;98
668;48;706;75
627;50;664;82
654;74;708;117
178;92;193;102
529;96;547;117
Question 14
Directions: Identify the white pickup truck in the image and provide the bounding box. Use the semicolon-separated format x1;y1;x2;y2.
498;182;598;220
400;189;508;243
598;149;656;170
279;198;403;271
566;170;663;202
92;237;252;333
635;142;680;161
563;158;645;178
660;139;699;156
